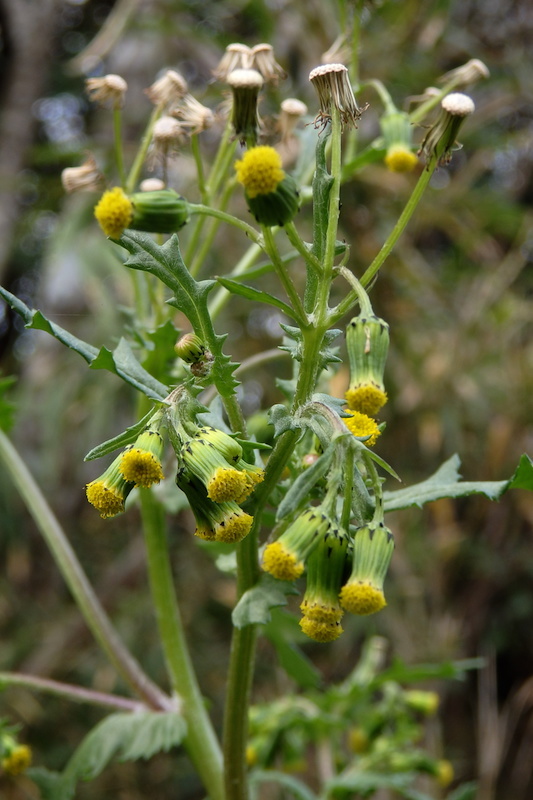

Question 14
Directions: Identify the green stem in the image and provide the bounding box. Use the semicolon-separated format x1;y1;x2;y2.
208;241;264;320
0;430;170;711
113;107;126;186
125;103;163;194
188;202;261;245
0;672;147;712
261;224;307;324
139;488;224;800
190;134;208;204
284;221;323;276
358;154;438;288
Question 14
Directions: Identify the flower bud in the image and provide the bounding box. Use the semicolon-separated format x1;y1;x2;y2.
343;410;381;447
0;740;32;775
119;426;165;488
345;314;389;416
174;333;208;364
381;111;418;173
86;453;135;518
340;522;394;615
299;527;349;642
129;189;190;233
262;508;332;581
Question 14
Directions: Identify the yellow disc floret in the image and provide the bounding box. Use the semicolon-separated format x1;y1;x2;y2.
1;744;32;775
119;447;164;488
299;615;343;642
262;541;304;581
86;481;126;518
94;187;134;238
385;144;419;173
207;466;250;503
215;510;254;543
339;581;387;615
345;383;388;416
300;599;343;625
344;410;381;447
235;146;285;198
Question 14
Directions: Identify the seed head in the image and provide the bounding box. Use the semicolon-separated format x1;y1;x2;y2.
86;74;127;108
61;154;104;194
309;63;366;129
145;69;188;106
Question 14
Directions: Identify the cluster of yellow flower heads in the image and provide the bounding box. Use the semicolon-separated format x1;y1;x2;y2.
85;409;263;546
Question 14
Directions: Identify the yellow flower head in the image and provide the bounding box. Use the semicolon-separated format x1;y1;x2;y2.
385;144;419;173
1;744;32;775
85;481;127;518
339;580;387;615
300;615;343;642
207;466;250;503
235;146;285;198
344;409;381;447
262;541;304;581
94;187;133;238
215;508;254;543
119;447;164;488
435;759;454;787
86;454;133;518
345;383;388;416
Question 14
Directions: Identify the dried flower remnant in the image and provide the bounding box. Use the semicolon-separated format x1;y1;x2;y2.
61;154;104;194
153;115;185;151
309;63;366;129
213;43;253;81
279;98;308;142
438;58;490;88
250;43;286;85
86;74;127;108
227;68;264;145
145;69;188;106
173;94;215;134
418;92;475;165
139;178;166;191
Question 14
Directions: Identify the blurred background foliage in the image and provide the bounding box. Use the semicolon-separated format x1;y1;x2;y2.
0;0;532;798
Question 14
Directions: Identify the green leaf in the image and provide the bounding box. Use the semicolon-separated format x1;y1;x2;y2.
250;769;318;800
30;711;187;800
232;573;298;627
0;287;169;401
90;338;169;401
508;453;533;490
84;409;157;461
215;277;297;321
276;443;335;521
119;232;215;332
268;404;297;438
383;454;532;512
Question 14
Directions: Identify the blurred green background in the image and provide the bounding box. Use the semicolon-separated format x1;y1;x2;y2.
0;0;532;798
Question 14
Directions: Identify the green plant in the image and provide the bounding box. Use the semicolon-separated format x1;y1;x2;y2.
0;10;531;800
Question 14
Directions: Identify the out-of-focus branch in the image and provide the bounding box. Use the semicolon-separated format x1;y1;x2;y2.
0;0;64;283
